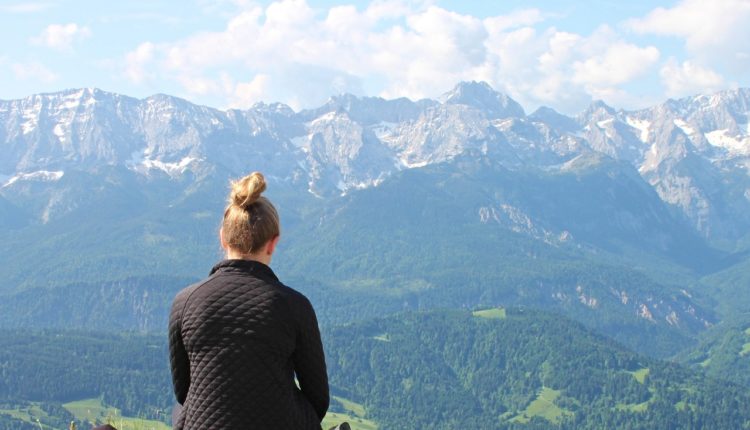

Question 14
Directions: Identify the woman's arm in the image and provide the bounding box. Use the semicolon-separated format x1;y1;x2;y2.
293;297;330;421
169;296;190;405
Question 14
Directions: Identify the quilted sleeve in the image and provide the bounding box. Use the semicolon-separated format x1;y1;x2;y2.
169;294;190;404
293;297;330;421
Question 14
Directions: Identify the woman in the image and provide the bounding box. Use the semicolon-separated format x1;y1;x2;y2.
169;172;330;429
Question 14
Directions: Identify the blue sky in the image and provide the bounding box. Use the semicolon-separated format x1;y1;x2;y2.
1;0;748;114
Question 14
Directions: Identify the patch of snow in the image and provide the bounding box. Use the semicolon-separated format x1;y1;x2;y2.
62;99;80;110
596;118;614;129
626;117;650;142
638;143;660;173
53;123;67;142
310;111;338;126
673;119;697;136
127;148;198;177
141;156;197;176
3;170;64;188
705;129;750;155
21;118;36;134
399;157;429;169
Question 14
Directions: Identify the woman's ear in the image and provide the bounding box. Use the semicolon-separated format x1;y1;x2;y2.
266;235;280;256
219;227;228;250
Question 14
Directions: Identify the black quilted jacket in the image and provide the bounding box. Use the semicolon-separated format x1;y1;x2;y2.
168;259;329;429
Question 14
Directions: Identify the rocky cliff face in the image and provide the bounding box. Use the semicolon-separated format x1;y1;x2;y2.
2;83;749;243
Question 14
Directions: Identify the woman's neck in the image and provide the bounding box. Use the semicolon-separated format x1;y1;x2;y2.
225;249;272;266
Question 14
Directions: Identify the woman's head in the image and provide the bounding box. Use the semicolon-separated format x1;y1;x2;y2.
221;172;280;258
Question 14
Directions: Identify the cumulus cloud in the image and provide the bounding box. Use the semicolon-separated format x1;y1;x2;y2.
573;43;660;87
124;42;156;84
31;23;92;51
120;0;678;112
660;59;726;98
628;0;750;72
12;62;58;83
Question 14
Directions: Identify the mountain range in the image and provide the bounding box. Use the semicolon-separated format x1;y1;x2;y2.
2;82;749;244
2;82;750;428
0;83;749;357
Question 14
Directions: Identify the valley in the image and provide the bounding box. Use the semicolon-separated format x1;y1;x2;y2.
1;83;749;428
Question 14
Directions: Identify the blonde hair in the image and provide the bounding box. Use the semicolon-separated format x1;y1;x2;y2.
222;172;280;254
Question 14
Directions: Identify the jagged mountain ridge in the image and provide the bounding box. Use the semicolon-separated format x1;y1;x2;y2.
1;84;749;244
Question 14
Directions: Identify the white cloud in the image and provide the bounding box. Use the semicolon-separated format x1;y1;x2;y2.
124;42;156;84
31;23;91;51
228;74;271;108
483;8;544;32
121;0;733;113
572;42;660;87
12;62;58;83
0;2;53;13
628;0;750;72
660;59;726;98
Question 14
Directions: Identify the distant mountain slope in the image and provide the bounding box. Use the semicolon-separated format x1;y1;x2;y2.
679;312;750;388
1;84;748;243
279;154;716;356
0;83;747;361
325;308;750;429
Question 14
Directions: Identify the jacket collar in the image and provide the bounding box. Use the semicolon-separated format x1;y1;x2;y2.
209;259;280;283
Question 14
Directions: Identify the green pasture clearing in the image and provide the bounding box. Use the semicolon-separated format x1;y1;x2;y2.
0;403;55;429
473;307;507;319
741;343;750;357
617;400;650;413
675;400;696;412
373;333;391;342
322;396;378;430
323;412;378;430
509;387;572;424
334;396;367;418
627;367;650;384
745;327;750;336
616;387;656;413
63;398;170;430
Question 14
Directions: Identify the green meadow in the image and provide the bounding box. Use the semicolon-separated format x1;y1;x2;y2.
64;398;170;430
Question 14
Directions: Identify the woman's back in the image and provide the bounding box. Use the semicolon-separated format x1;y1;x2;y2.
170;259;328;429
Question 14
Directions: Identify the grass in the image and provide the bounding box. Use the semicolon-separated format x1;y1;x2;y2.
373;333;391;342
675;401;696;412
334;396;367;418
745;327;750;336
473;307;507;319
740;343;750;357
323;397;378;430
509;387;572;424
616;387;656;413
627;367;650;384
0;403;56;429
63;398;170;430
617;400;651;412
322;412;378;430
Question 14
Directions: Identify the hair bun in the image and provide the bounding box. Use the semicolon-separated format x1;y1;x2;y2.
230;172;267;209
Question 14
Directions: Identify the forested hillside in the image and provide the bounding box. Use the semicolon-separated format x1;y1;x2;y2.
326;308;750;429
2;308;750;429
